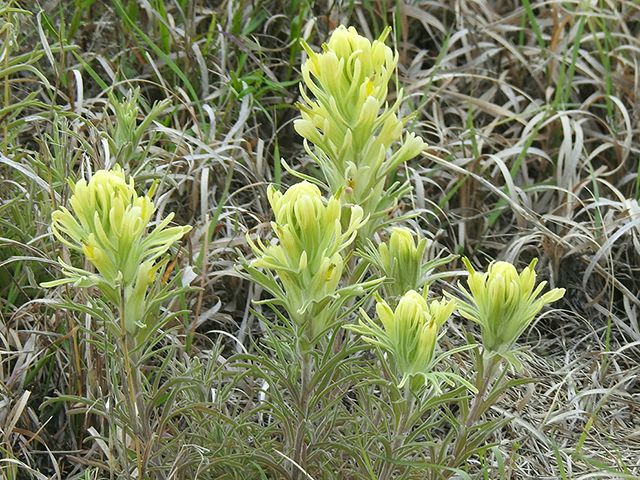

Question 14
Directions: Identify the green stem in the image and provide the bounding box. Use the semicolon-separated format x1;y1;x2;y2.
292;350;313;480
119;292;145;478
465;354;502;427
446;352;503;476
378;383;415;480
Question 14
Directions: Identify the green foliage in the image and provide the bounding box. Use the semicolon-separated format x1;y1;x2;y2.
0;1;637;479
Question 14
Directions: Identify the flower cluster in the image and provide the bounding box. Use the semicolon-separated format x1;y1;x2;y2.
246;181;369;339
44;166;191;334
295;25;424;229
453;258;565;353
347;289;455;388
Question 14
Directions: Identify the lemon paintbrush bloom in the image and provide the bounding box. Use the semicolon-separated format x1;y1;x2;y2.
379;228;428;297
298;25;396;135
247;181;368;338
295;26;425;229
253;181;364;270
454;258;565;353
44;166;191;334
347;289;455;388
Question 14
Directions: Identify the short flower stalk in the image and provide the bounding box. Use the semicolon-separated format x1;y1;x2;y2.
453;258;565;367
43;165;192;476
347;289;456;390
456;257;564;425
439;258;565;478
346;289;468;479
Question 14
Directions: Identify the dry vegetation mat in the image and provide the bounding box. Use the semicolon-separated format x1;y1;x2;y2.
0;1;639;479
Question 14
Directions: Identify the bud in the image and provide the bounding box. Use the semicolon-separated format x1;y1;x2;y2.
380;228;427;296
359;228;454;301
104;88;169;163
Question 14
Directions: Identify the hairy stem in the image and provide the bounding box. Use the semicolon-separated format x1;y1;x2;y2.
445;352;503;477
379;383;415;480
119;292;145;478
292;350;313;480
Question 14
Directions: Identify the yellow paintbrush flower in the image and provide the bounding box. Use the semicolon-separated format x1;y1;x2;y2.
44;165;191;334
298;25;396;136
358;227;455;300
294;26;424;232
246;181;369;338
454;258;565;353
346;289;455;388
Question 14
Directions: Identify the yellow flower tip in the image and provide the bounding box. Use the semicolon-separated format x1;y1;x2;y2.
294;194;316;228
491;261;518;281
326;195;341;217
82;241;95;259
405;132;426;155
365;77;375;96
396;290;429;318
520;258;539;292
389;228;416;256
299;251;308;271
325;260;338;280
318;24;397;81
276;181;322;207
429;297;456;328
375;298;395;331
348;204;365;227
543;287;566;304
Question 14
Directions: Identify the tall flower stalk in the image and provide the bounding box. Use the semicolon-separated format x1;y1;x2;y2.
295;26;424;236
345;289;471;480
452;257;565;420
242;181;382;478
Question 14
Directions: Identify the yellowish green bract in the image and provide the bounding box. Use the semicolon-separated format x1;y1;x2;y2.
346;289;456;388
295;25;424;230
454;258;566;355
44;165;191;334
246;180;369;339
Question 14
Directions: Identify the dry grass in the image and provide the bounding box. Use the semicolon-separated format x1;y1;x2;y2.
0;0;639;478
